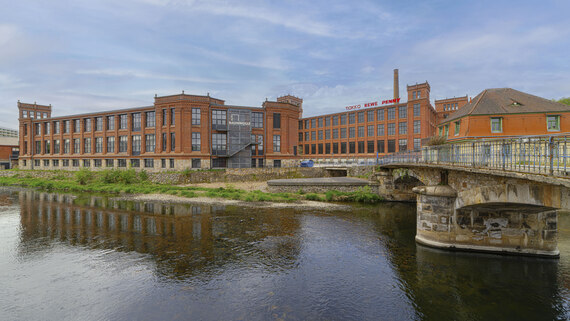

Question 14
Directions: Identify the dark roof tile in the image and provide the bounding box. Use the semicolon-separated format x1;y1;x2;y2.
444;88;570;123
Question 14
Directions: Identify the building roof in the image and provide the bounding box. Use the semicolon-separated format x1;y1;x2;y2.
444;88;570;123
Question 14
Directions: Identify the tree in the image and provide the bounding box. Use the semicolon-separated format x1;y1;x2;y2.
556;97;570;105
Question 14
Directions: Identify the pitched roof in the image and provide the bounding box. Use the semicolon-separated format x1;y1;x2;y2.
443;88;570;123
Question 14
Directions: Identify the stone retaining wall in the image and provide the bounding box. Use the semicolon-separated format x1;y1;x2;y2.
0;167;331;185
267;184;379;194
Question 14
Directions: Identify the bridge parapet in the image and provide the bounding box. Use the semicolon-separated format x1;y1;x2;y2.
380;134;570;178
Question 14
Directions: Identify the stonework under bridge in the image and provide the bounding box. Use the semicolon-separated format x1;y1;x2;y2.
374;163;570;257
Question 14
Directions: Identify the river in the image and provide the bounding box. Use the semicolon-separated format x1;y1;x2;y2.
0;188;569;320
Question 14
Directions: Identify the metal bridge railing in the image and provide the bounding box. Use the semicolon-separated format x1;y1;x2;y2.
378;134;570;177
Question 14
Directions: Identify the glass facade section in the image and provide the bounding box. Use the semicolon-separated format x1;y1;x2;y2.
212;110;227;125
252;112;263;128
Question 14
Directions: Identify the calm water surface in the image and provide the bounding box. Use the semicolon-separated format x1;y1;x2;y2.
1;188;569;320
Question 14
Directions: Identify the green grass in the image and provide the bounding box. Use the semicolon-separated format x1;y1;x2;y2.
0;169;384;204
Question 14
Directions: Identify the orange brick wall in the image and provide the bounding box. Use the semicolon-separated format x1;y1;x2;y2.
441;112;570;140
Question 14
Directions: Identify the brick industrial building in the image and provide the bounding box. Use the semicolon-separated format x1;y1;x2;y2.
298;79;437;158
18;94;302;170
0;127;19;169
437;88;570;140
25;70;563;171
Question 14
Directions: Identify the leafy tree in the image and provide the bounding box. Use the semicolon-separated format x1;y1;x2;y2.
556;97;570;105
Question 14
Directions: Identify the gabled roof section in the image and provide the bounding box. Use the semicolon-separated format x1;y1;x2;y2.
444;88;570;123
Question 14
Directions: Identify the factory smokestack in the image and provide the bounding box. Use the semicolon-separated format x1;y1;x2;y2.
393;69;399;100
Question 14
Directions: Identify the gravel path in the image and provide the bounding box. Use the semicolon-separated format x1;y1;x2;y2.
114;193;351;210
182;181;269;192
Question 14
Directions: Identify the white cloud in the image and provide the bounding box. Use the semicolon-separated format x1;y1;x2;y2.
75;69;235;84
413;24;565;66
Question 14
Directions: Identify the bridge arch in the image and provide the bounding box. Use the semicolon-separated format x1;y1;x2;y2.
455;183;563;210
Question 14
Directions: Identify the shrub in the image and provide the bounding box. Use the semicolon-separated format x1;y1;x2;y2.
119;169;139;184
100;169;119;184
139;170;149;182
75;168;93;185
426;135;447;146
181;168;192;178
352;186;383;203
305;193;323;201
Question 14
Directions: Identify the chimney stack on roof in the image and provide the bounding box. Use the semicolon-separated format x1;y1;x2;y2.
393;69;399;100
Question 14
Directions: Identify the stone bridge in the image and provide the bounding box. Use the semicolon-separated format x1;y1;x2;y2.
375;163;569;257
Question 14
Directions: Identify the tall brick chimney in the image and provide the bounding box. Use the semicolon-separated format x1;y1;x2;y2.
393;69;399;100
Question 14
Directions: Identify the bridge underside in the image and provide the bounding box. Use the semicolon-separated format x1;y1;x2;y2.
415;187;559;258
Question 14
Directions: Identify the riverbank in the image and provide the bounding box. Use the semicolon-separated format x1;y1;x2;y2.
116;193;352;210
0;168;382;205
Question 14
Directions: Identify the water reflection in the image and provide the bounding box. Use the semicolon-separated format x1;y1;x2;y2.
18;190;302;280
2;188;569;320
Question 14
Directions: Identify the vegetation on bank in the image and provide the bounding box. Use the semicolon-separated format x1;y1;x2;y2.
556;97;570;106
0;169;383;204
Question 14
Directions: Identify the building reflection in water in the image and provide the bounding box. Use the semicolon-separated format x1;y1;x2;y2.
18;190;302;279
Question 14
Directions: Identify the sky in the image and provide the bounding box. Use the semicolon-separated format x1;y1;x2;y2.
1;0;569;130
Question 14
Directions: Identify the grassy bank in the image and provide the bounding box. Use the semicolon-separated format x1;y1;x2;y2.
0;169;383;204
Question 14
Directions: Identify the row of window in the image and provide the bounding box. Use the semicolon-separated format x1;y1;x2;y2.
26;110;176;137
443;103;459;111
301;139;421;155
26;132;279;156
21;110;49;119
439;115;562;137
26;109;274;140
300;121;421;142
27;133;177;156
24;158;196;169
212;110;267;128
300;105;421;130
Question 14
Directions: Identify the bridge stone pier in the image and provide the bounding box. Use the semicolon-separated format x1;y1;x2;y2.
376;165;569;257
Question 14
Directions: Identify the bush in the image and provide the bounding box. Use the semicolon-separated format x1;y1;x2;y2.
181;168;192;178
305;193;323;201
100;169;119;184
119;169;139;184
139;170;149;182
426;135;447;146
351;186;382;203
75;168;93;185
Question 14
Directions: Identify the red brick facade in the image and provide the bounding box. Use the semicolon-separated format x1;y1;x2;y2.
298;82;437;159
18;94;301;170
434;96;469;125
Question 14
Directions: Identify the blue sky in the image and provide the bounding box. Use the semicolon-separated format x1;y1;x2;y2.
1;0;569;130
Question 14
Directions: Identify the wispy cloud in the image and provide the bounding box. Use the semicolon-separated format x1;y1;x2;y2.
76;69;235;84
